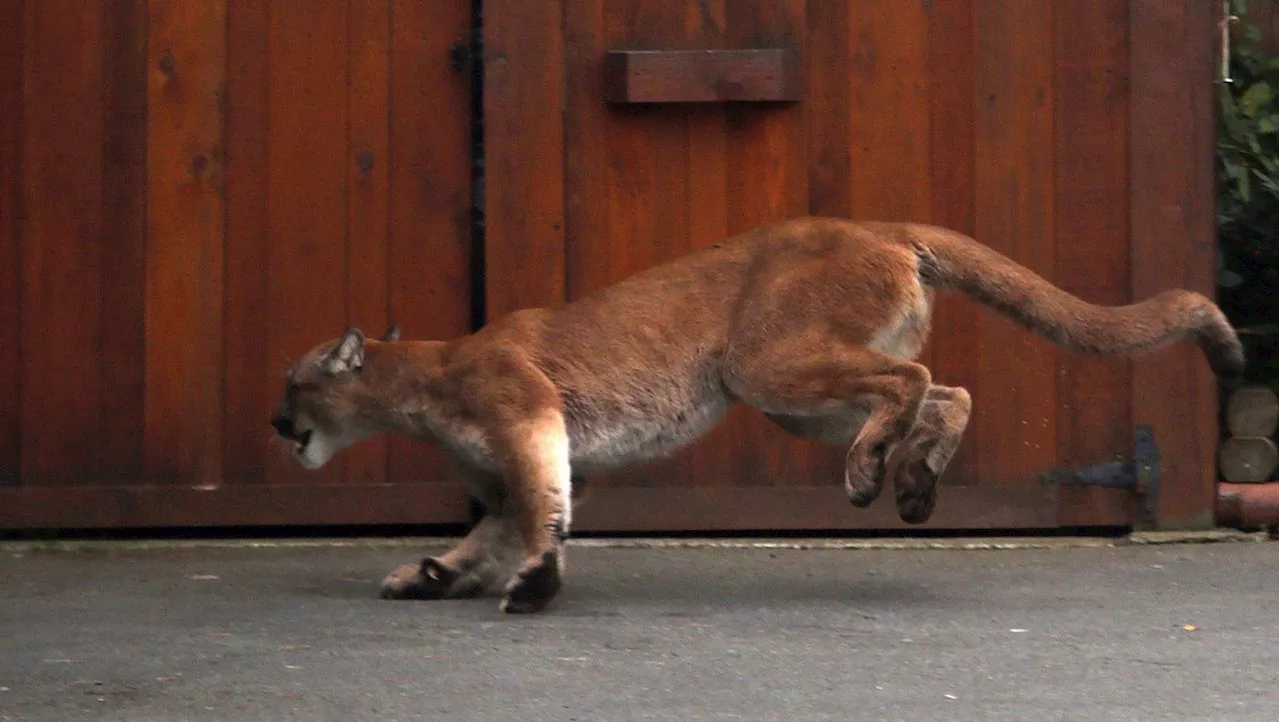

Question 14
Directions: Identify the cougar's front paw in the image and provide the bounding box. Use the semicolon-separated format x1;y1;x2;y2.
500;550;562;614
845;443;888;507
380;557;475;600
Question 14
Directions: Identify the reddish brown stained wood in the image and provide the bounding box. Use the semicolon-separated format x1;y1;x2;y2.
847;0;930;223
572;485;1131;532
1130;0;1219;529
144;0;226;487
0;0;23;485
263;0;348;487
972;0;1057;488
387;0;473;490
603;49;802;104
0;483;470;529
21;1;106;485
925;0;979;487
484;0;566;318
99;0;148;485
343;0;392;486
564;0;610;301
222;0;271;486
805;0;850;218
1052;0;1133;526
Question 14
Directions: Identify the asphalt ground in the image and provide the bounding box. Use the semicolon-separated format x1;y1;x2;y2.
0;538;1275;721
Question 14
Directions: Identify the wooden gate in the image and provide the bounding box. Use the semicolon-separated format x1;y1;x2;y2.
1;0;1221;532
483;0;1222;531
0;0;476;528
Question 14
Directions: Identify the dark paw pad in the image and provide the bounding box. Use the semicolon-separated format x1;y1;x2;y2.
895;461;939;524
379;558;461;600
501;551;562;614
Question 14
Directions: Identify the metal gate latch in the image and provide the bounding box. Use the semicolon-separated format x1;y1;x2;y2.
1041;425;1161;525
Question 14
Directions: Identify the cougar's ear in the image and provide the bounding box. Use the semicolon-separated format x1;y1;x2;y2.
379;324;401;343
321;327;366;376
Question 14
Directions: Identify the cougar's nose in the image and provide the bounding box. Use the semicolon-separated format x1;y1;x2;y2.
270;414;295;438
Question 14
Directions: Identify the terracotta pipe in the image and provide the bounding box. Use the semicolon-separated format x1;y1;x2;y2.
1216;482;1279;530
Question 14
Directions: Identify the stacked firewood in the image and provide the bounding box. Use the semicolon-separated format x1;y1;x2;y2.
1219;386;1280;482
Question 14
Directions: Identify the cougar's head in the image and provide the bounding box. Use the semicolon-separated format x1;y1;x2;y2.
270;325;400;470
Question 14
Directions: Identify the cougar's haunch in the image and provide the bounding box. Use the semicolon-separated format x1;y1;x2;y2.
270;218;1243;613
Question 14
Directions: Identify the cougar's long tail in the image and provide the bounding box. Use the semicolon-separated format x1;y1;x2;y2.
913;227;1244;378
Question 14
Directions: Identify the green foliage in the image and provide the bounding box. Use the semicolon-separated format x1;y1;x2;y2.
1217;1;1278;389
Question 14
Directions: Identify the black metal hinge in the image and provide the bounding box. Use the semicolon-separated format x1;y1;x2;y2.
1041;425;1161;526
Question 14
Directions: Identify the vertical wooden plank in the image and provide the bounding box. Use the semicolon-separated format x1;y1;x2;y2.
925;0;980;486
684;0;727;255
222;0;270;486
484;0;566;317
100;0;148;484
1053;0;1133;525
0;0;24;485
564;0;610;300
806;0;850;218
387;0;472;493
263;0;348;486
972;0;1057;487
344;0;391;485
145;0;226;486
847;0;931;223
602;3;692;291
1130;0;1219;528
21;1;106;484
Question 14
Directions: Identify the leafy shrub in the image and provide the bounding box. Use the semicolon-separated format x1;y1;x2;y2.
1217;0;1278;389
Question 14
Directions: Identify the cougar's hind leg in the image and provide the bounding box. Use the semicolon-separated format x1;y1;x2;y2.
888;385;972;524
728;345;931;509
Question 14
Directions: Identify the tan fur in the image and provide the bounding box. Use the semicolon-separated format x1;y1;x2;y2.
271;218;1244;613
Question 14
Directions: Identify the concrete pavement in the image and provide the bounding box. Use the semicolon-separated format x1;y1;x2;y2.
0;538;1275;721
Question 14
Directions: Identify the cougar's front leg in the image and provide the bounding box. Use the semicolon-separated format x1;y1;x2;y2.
495;409;573;614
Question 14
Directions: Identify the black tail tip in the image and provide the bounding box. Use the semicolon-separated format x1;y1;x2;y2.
1209;341;1247;380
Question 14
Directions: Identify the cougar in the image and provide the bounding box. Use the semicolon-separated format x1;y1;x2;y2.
270;218;1243;613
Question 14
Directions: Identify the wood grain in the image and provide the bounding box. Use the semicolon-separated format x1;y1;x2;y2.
0;483;471;529
21;1;106;485
1130;0;1219;528
100;0;148;485
564;0;610;301
847;0;930;223
484;0;566;317
1052;0;1133;526
144;0;226;486
973;0;1057;488
343;0;392;486
805;0;850;218
0;0;24;485
603;49;801;104
222;0;271;486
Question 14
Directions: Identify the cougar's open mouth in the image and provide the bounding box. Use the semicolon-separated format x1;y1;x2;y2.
293;429;314;456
